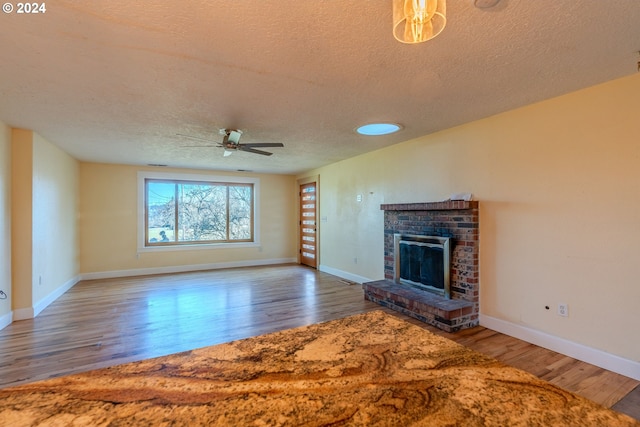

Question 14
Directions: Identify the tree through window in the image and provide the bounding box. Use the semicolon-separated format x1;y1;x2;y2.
145;179;254;245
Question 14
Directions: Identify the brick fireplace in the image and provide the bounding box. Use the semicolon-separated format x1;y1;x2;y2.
363;200;479;332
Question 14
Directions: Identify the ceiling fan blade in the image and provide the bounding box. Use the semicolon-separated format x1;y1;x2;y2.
241;143;284;148
176;133;216;143
239;146;273;156
178;130;282;157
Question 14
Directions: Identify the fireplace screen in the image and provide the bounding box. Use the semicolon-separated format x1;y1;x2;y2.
394;234;451;298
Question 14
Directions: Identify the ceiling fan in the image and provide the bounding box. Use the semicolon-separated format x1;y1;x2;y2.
178;129;284;157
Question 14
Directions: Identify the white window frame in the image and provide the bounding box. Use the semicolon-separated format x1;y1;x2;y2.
137;171;260;252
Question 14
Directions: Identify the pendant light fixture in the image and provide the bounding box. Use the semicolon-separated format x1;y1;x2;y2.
393;0;446;44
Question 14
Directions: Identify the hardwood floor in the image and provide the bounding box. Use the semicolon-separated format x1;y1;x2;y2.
0;264;638;421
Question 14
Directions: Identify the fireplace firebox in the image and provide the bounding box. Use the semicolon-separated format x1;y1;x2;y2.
394;234;451;299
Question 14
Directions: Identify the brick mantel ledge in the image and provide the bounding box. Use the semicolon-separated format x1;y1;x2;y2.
380;200;478;211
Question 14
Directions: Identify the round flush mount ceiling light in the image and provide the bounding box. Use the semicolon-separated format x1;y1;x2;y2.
356;123;403;136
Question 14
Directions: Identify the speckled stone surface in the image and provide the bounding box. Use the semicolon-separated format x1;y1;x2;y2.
0;311;638;426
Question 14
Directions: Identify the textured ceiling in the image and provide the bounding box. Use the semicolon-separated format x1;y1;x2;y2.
1;1;640;174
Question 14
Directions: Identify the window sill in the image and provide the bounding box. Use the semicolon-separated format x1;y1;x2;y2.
137;241;261;253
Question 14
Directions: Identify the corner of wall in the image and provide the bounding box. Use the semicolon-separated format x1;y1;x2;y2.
0;311;12;330
0;121;11;327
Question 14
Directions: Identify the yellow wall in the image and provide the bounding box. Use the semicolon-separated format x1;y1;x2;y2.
10;129;33;312
79;163;297;275
9;129;79;317
0;122;11;322
303;73;640;362
32;133;79;303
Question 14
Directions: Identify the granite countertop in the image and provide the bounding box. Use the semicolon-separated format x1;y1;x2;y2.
1;311;637;426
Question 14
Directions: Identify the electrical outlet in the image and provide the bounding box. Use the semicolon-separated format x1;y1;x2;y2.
558;303;569;317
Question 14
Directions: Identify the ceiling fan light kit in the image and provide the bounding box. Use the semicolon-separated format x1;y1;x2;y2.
224;129;242;145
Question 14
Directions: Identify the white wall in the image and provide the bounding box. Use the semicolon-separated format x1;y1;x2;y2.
302;73;640;369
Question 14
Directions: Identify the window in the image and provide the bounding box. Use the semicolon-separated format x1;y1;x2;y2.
138;172;259;250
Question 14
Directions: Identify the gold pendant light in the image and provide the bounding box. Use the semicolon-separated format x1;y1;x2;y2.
393;0;446;44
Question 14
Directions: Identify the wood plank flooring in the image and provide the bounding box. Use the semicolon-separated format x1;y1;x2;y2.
0;264;638;421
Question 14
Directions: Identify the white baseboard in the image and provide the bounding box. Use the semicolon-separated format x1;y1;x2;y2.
13;275;81;321
81;258;297;281
33;276;80;317
318;265;374;285
480;314;640;381
0;311;12;330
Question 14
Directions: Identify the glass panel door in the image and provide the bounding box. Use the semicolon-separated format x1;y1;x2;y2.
299;182;317;268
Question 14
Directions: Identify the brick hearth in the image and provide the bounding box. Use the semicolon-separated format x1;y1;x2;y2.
363;200;479;332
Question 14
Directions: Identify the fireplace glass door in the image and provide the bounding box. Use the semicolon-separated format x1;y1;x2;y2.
399;242;444;290
394;234;451;298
